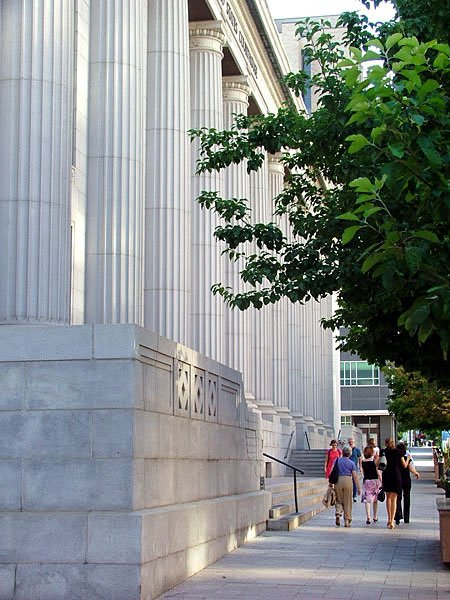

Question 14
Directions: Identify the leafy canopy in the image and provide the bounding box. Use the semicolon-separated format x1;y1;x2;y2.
384;364;450;432
190;3;450;385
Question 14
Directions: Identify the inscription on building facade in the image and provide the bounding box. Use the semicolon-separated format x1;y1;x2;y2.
220;0;258;78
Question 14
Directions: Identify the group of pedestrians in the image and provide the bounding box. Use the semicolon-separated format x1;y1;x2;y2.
324;437;419;528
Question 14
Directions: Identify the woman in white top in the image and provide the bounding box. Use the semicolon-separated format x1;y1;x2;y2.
368;438;380;458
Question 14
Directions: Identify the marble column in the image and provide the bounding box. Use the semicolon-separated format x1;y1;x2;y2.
189;22;226;362
222;76;251;374
0;1;73;324
144;0;191;346
85;1;146;325
248;157;274;411
288;301;311;446
268;156;290;414
287;302;303;415
320;295;337;430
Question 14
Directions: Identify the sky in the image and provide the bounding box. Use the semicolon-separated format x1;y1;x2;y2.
266;0;395;21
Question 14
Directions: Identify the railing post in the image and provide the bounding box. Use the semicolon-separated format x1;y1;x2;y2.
304;431;311;450
284;430;295;460
262;451;304;515
293;470;299;513
262;452;304;475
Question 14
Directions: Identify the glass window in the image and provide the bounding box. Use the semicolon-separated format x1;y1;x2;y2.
341;416;352;426
303;58;312;113
340;361;380;386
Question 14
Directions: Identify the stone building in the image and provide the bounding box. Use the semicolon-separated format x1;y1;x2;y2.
0;1;339;598
276;14;347;113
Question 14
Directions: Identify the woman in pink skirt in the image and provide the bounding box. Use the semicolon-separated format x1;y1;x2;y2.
361;445;381;524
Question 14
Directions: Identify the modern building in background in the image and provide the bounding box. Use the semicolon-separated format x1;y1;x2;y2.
340;349;396;446
0;1;339;598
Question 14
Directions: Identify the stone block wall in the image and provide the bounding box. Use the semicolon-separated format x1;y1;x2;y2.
0;324;270;600
260;414;296;477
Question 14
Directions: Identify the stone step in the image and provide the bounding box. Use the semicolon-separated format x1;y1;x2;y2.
266;476;323;490
288;449;328;477
265;476;327;531
290;450;327;455
265;476;326;493
288;467;325;477
267;504;327;531
270;482;326;503
269;479;326;495
271;490;325;510
268;504;291;518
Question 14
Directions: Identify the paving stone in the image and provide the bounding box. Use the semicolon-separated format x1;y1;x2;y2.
159;474;450;600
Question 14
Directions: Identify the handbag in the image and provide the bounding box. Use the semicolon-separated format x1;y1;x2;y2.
322;485;336;508
377;487;385;502
328;458;339;484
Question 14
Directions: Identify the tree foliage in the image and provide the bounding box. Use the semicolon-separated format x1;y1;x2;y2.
190;3;450;385
375;0;450;45
384;364;450;431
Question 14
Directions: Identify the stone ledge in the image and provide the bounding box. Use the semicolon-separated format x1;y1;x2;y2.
436;498;450;562
0;491;270;600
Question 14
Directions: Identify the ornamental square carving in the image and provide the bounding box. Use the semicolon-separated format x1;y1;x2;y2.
191;367;205;420
218;380;240;426
206;375;218;423
175;361;190;417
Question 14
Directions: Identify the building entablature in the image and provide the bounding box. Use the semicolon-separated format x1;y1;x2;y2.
189;0;305;114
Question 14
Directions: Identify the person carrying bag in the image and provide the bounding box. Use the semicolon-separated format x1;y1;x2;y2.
333;447;361;527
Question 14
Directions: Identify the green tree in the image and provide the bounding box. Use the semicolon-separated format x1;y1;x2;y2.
374;0;450;45
384;365;450;432
190;9;450;384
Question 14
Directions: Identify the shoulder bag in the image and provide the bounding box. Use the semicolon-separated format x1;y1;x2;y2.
378;453;387;471
328;458;339;484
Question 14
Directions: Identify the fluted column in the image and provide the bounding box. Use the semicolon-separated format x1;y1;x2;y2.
222;76;251;373
85;1;146;325
0;1;73;324
312;300;322;427
320;295;337;429
268;156;289;412
144;0;191;345
189;22;226;361
288;302;303;415
248;156;273;410
288;300;313;446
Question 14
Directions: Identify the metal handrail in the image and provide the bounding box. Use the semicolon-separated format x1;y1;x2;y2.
263;452;304;513
304;431;311;450
283;430;295;460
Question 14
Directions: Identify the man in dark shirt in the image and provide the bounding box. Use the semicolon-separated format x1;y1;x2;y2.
348;438;362;501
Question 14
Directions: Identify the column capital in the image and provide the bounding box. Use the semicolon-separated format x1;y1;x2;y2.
189;21;226;55
222;75;251;104
268;153;285;176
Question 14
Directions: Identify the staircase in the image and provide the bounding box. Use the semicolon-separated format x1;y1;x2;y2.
288;449;327;477
265;475;328;531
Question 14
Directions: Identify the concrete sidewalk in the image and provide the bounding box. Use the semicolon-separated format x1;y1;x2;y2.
159;474;450;599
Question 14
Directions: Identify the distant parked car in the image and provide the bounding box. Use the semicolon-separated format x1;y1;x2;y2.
410;446;435;471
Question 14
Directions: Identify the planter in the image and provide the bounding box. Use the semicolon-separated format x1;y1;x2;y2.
436;498;450;562
437;479;450;498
